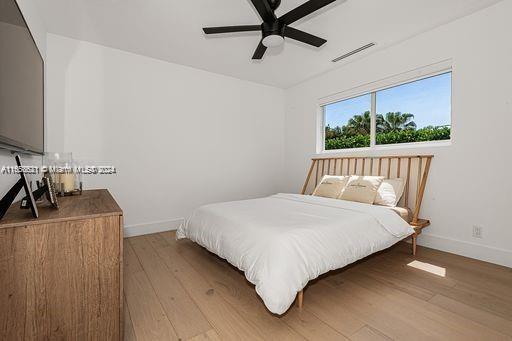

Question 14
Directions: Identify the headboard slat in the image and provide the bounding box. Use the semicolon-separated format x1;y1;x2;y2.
302;160;316;195
416;157;423;197
314;160;320;187
404;157;412;207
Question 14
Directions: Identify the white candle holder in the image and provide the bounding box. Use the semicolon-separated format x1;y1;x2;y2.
43;152;83;196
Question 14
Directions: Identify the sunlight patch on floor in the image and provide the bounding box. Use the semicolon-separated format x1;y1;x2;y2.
407;260;446;277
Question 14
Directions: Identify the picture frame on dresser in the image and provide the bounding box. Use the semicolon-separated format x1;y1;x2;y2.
0;154;38;220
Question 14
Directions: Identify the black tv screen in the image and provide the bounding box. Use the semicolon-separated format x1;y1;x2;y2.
0;0;44;154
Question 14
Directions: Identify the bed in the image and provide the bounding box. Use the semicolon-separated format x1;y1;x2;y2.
177;155;433;315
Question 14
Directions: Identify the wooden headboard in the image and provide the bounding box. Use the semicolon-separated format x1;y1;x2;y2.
301;155;433;224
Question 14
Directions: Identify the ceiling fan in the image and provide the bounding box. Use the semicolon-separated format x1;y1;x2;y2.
203;0;337;60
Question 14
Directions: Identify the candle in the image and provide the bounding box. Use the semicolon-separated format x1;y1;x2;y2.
60;173;75;193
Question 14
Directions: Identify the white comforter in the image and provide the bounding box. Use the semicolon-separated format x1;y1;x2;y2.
176;193;414;315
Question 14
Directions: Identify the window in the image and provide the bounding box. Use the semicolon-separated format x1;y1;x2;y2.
324;93;371;150
323;72;451;151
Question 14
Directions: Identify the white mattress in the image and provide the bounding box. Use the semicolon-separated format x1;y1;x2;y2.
177;193;414;315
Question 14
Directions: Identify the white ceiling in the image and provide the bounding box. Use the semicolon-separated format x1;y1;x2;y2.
37;0;501;88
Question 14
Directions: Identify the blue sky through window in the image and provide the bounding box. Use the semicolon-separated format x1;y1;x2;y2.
325;72;451;129
325;94;371;129
377;72;451;128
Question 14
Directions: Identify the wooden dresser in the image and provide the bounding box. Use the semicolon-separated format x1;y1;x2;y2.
0;189;123;340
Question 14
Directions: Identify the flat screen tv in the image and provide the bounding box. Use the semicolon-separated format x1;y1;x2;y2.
0;0;44;155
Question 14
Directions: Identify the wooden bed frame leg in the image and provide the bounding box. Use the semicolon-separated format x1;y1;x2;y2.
297;290;304;309
412;233;417;256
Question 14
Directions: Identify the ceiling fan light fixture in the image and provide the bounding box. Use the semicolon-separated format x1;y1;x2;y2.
262;34;284;48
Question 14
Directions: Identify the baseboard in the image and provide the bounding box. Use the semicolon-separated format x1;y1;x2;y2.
417;233;512;268
124;218;183;238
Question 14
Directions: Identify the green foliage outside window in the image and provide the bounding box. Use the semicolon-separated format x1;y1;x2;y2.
325;111;450;150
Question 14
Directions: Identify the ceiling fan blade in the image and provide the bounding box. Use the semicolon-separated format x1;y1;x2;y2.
279;0;336;25
252;40;267;59
284;26;326;47
250;0;276;22
203;25;261;34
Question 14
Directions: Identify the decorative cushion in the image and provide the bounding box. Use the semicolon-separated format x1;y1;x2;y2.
374;178;406;207
312;175;349;199
339;176;384;204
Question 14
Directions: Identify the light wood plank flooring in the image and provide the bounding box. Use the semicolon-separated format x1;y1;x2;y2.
124;231;512;340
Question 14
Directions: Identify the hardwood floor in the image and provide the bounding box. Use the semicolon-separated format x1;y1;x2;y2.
123;231;512;340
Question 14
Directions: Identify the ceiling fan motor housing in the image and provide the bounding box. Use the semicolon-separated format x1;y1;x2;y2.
262;21;285;39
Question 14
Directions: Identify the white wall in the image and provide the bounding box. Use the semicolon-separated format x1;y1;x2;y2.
46;34;285;234
0;0;46;196
284;0;512;267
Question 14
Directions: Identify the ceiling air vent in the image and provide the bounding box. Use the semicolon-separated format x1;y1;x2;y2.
331;43;376;63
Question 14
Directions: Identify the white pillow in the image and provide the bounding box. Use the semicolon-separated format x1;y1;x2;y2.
339;176;384;204
312;175;349;199
374;178;406;207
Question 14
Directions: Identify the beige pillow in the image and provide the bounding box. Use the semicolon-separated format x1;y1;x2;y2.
312;175;349;199
374;178;406;207
339;176;384;204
